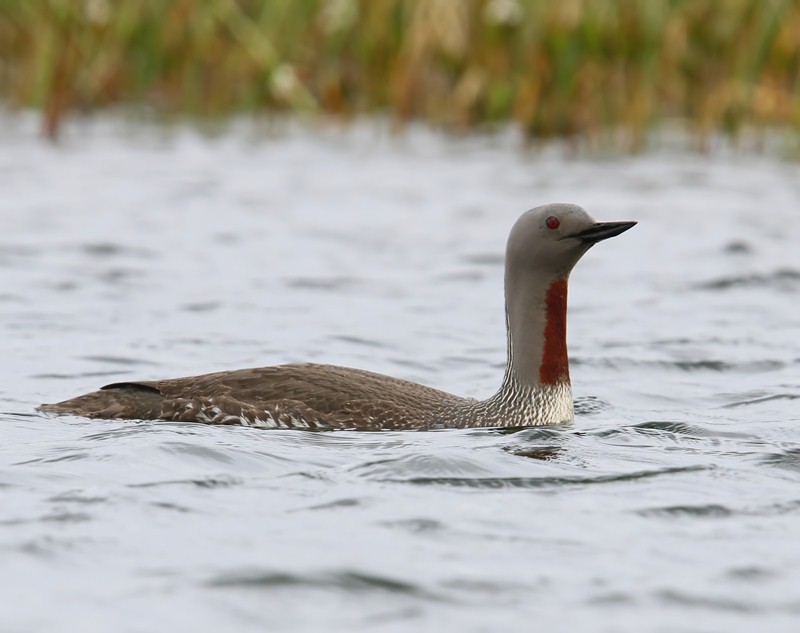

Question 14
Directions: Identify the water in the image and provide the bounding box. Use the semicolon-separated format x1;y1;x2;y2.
2;115;799;632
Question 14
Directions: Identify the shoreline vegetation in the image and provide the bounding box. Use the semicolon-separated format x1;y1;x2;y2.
1;0;799;148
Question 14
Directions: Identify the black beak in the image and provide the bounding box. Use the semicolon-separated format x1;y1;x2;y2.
568;221;637;244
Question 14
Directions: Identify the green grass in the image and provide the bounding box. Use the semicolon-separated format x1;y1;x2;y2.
1;0;799;146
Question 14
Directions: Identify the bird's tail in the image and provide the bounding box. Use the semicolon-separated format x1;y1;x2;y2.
38;383;164;420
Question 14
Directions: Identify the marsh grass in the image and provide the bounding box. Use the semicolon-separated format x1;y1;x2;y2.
1;0;799;147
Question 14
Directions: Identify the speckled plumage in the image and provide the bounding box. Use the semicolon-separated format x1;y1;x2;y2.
39;204;635;430
39;363;571;430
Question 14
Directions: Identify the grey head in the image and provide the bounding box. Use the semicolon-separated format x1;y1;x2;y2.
506;203;637;279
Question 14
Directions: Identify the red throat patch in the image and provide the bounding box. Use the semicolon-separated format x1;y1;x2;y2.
539;279;570;384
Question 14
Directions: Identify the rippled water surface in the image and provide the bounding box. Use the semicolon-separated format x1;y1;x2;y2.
2;116;800;632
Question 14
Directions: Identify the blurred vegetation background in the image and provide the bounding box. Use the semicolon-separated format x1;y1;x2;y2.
1;0;799;147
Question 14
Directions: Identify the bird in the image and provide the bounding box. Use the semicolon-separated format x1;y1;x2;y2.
38;203;635;431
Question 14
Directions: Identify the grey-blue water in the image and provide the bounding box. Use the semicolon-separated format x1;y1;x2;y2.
2;115;799;632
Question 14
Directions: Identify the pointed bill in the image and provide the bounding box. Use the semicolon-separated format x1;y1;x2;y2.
568;221;637;244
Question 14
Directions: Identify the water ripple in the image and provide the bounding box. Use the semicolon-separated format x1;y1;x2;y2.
129;476;242;489
575;357;785;373
695;268;800;291
381;465;709;488
655;589;761;613
207;569;441;599
760;449;800;473
638;504;734;518
723;393;800;408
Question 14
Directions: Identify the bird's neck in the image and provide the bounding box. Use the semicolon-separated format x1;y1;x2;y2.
491;274;574;424
505;275;571;386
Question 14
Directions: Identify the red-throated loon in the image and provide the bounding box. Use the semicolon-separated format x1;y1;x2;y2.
39;204;635;430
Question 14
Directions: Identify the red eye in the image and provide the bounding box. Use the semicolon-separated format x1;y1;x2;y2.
546;216;560;230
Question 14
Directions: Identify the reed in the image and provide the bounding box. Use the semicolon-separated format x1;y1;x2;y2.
1;0;799;146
